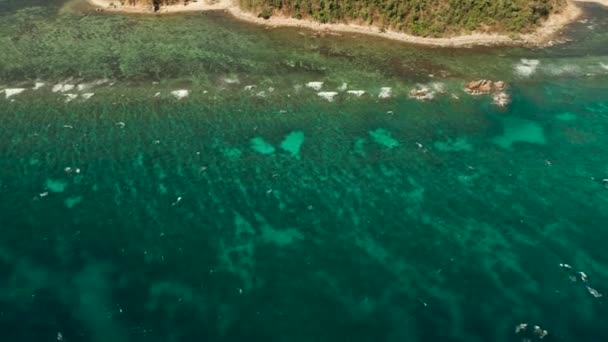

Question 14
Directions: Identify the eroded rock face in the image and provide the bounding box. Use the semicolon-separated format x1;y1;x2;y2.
465;80;510;108
465;79;505;95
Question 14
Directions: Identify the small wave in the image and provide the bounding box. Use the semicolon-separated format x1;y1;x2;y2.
378;87;392;99
52;83;75;93
81;93;95;100
544;64;580;76
306;81;324;91
601;63;608;70
171;89;189;100
514;59;540;77
3;88;26;99
347;90;365;97
318;91;338;102
64;93;78;102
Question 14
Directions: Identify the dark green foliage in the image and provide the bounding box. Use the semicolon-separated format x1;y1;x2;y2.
237;0;565;36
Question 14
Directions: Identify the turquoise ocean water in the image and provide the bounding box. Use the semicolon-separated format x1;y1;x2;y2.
1;1;608;341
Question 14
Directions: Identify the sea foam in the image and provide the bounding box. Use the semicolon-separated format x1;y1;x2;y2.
3;88;26;99
306;82;324;91
318;91;338;102
378;87;392;99
514;59;540;77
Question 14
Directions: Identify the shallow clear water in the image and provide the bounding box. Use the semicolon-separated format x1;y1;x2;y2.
1;1;608;342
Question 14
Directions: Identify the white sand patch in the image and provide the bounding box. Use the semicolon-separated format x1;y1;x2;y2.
171;90;189;100
306;82;324;91
515;59;540;77
33;82;45;90
600;63;608;70
338;82;348;91
81;93;95;100
347;90;366;97
64;94;78;102
318;91;338;102
378;87;392;99
52;83;75;93
4;88;26;99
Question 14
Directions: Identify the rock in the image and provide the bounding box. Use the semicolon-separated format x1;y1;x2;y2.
409;85;434;101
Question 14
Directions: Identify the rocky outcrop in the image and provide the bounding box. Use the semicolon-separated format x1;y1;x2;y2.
465;80;505;95
465;80;510;108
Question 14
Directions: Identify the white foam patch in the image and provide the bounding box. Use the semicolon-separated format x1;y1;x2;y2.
514;59;540;77
306;82;324;91
347;90;365;97
601;63;608;70
378;87;392;99
223;77;240;84
545;64;580;76
81;93;95;100
493;92;511;108
4;88;26;99
337;82;348;91
52;83;75;93
171;90;189;100
244;85;256;91
33;82;45;90
318;91;338;102
64;94;78;102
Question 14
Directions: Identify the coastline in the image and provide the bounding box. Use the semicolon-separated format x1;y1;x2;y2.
85;0;601;47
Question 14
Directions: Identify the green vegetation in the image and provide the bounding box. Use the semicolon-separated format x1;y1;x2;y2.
237;0;565;36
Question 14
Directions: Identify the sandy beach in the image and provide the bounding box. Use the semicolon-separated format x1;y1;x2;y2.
85;0;603;47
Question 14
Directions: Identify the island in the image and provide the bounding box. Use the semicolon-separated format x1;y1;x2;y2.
87;0;607;47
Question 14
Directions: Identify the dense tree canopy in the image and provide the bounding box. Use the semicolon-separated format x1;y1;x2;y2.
129;0;565;36
238;0;565;36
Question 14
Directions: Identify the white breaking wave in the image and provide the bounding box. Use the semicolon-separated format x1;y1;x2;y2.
52;83;75;93
347;90;365;97
81;93;95;100
171;89;189;100
64;94;78;103
306;82;324;91
318;91;338;102
3;88;26;99
514;59;540;77
378;87;392;99
601;63;608;70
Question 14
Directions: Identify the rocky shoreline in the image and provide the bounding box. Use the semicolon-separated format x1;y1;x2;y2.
83;0;605;48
